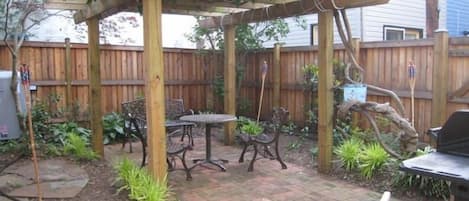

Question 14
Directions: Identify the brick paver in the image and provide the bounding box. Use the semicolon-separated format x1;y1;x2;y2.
106;127;400;201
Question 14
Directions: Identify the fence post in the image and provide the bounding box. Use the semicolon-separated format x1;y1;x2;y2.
64;38;72;111
431;30;449;128
273;43;281;109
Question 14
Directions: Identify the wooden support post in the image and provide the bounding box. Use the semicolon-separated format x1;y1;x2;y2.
351;38;360;126
317;10;334;174
143;0;167;181
431;30;449;127
273;43;281;109
224;24;236;145
65;38;72;109
87;17;103;157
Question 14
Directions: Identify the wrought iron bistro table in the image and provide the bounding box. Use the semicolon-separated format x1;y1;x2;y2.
180;114;237;171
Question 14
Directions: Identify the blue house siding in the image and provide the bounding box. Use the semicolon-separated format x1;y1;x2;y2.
446;0;469;36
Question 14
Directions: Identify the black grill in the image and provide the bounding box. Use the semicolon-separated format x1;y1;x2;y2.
400;110;469;201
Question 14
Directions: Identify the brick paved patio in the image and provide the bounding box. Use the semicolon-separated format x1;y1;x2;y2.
106;127;399;201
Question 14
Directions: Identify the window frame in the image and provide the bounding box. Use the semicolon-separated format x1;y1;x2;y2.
310;24;318;46
383;25;423;41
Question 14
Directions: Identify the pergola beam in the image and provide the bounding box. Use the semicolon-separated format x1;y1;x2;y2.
199;0;389;28
45;0;86;10
74;0;137;23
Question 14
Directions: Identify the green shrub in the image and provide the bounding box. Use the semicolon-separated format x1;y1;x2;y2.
359;143;389;179
114;158;170;201
31;100;52;142
102;112;125;145
50;122;91;146
334;137;363;171
240;120;263;136
63;133;98;161
391;147;450;199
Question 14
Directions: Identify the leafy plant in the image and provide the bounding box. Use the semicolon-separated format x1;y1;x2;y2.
0;140;20;153
391;147;450;199
50;122;91;146
281;122;296;135
240;120;263;136
31;100;52;142
114;158;170;201
102;112;125;145
63;132;98;161
359;143;390;179
334;137;363;171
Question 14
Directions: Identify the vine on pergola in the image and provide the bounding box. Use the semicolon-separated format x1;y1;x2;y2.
330;8;418;159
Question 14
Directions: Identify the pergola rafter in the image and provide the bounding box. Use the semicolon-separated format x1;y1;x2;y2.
45;0;391;180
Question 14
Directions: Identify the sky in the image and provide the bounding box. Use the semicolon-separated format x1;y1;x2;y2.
28;11;198;49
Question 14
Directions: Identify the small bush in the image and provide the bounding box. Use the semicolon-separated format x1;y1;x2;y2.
240;120;263;136
359;143;389;179
63;133;98;161
114;158;170;201
50;122;91;146
334;137;363;171
102;112;125;145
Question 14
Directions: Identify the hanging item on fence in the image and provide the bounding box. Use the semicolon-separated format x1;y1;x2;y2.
257;61;268;122
20;64;43;201
408;61;416;126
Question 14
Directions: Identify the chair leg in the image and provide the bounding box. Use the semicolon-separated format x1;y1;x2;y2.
248;144;258;172
263;145;275;159
239;143;249;163
275;143;287;169
181;149;192;181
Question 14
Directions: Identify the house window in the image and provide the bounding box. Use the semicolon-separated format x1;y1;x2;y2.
311;24;318;45
384;26;423;40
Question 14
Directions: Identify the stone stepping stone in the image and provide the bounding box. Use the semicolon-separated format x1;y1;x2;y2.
0;159;88;199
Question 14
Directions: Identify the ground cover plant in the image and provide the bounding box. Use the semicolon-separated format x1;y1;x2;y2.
114;158;170;201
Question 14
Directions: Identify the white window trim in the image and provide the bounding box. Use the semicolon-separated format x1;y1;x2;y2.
384;27;405;40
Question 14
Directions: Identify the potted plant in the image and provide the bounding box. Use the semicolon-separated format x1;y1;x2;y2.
240;120;263;137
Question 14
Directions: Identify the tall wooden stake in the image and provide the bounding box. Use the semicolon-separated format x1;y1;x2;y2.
20;64;43;201
273;44;281;109
408;61;416;126
257;61;268;122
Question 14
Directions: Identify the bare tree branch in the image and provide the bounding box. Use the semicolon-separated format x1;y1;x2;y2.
2;0;15;55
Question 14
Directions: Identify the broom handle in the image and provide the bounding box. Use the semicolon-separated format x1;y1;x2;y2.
25;85;43;201
21;64;43;201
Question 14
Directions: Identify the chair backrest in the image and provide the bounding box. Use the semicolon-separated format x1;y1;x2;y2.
122;98;146;120
165;99;186;120
272;107;289;129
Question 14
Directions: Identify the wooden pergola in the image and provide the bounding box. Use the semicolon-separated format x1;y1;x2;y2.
46;0;389;181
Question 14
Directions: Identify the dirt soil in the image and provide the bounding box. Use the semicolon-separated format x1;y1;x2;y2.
1;130;443;201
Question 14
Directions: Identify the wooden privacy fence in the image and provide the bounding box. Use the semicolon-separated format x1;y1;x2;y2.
0;41;220;118
241;36;469;143
1;36;468;143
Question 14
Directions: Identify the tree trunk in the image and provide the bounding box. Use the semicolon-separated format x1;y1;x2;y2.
9;53;25;131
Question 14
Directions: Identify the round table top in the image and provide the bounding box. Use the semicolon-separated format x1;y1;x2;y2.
180;114;237;124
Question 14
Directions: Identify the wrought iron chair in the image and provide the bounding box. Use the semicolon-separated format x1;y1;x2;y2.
165;99;196;146
122;99;193;180
238;107;289;172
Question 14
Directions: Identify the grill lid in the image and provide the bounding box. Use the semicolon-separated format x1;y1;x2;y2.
437;110;469;157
